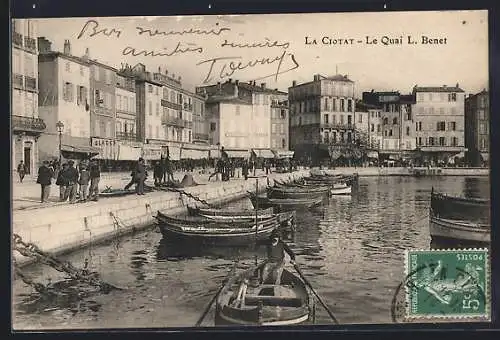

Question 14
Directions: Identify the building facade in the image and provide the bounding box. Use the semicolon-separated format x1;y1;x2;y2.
270;94;289;151
12;19;44;175
412;85;466;165
198;80;279;158
192;96;208;143
115;73;137;142
289;74;357;163
465;90;489;167
37;37;93;161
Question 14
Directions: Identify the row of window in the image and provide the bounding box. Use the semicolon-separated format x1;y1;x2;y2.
290;82;353;99
116;94;135;113
271;123;286;134
94;90;113;109
322;131;352;144
292;98;354;114
94;119;113;138
115;120;135;134
62;83;89;107
12;19;36;38
415;121;457;132
271;138;287;149
11;49;36;77
146;125;192;142
418;106;460;115
416;136;460;147
320;114;354;125
417;92;459;102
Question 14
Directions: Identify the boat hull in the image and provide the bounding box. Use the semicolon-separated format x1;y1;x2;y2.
429;215;490;244
330;186;352;195
215;264;313;326
267;189;328;200
249;194;323;212
430;191;490;223
187;206;274;220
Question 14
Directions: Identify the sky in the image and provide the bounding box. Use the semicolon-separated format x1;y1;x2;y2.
34;10;488;96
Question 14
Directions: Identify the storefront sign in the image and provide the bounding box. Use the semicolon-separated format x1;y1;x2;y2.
142;145;162;160
91;137;119;160
118;144;142;161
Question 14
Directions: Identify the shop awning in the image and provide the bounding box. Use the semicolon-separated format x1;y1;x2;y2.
118;145;142;161
142;146;162;160
181;148;209;160
225;150;250;158
481;153;489;161
253;149;275;159
273;150;295;159
163;146;181;161
61;144;100;156
366;151;378;159
210;148;220;159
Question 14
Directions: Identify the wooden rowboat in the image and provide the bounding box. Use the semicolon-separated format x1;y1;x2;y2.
215;261;314;326
155;211;278;246
267;187;329;200
429;215;490;244
330;186;352;195
430;188;490;223
187;206;274;220
248;192;323;211
156;211;279;227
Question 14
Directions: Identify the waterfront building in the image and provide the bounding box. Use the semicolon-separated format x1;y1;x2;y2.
37;37;98;161
11;19;45;175
465;90;489;167
288;74;358;164
270;93;291;158
197;79;283;160
192;96;208;143
411;84;466;166
361;91;416;164
115;73;137;142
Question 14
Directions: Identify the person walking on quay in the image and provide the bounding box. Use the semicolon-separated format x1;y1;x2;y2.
36;160;54;203
64;160;79;204
56;163;69;201
153;160;163;187
124;168;136;191
135;157;146;195
17;160;28;183
261;229;296;285
88;159;101;201
78;163;91;202
242;159;249;180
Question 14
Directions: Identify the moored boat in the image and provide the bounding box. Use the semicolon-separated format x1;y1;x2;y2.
155;211;278;246
429;215;490;244
430;188;490;223
330;185;352;195
215;261;314;326
248;192;323;211
99;188;135;197
267;186;329;200
187;206;274;220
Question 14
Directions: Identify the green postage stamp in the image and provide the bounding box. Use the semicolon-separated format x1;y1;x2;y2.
404;248;490;320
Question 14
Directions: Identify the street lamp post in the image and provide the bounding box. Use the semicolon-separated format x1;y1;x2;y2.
56;121;64;167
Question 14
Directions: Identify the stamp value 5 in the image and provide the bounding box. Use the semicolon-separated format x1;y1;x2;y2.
404;249;490;321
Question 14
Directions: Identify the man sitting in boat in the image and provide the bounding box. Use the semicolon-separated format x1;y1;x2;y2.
261;230;296;285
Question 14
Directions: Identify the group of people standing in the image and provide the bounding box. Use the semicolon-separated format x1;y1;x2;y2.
35;158;101;204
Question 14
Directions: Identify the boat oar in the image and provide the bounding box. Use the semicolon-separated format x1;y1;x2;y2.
195;262;238;327
292;262;339;324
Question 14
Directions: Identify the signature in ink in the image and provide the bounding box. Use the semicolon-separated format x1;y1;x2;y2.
77;19;122;39
135;22;230;37
122;43;203;57
197;50;300;84
220;38;290;49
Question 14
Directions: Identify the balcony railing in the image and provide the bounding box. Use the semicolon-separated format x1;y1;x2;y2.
183;103;193;111
161;116;184;127
116;132;137;141
24;37;37;52
25;76;36;91
12;74;23;89
12;115;46;132
320;123;356;130
161;99;182;110
183;120;193;129
13;32;23;47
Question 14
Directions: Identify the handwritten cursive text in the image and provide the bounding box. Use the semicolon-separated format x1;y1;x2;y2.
77;20;122;39
122;43;203;57
135;22;230;37
221;38;290;49
197;50;300;84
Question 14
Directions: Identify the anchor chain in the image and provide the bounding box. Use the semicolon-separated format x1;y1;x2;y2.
162;187;214;208
12;233;117;292
13;264;54;296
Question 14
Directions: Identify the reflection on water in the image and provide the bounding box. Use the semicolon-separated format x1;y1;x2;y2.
12;176;489;329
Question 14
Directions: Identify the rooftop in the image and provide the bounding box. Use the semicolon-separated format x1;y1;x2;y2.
413;85;465;93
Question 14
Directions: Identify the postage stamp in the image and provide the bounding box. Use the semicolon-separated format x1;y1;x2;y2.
404;248;490;321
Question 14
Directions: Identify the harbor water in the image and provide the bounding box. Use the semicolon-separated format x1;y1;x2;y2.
12;176;490;329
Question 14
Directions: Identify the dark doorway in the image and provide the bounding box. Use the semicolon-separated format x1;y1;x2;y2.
24;147;31;174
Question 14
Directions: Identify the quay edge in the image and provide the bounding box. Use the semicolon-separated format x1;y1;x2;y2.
312;167;489;177
13;170;309;268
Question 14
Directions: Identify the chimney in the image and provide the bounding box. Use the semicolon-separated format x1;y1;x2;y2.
292;80;297;87
456;83;459;88
235;80;239;85
158;66;161;73
261;83;266;89
253;81;256;86
228;78;232;83
165;69;168;75
172;73;175;79
178;76;181;82
37;37;52;53
217;82;221;90
63;39;71;55
234;84;239;97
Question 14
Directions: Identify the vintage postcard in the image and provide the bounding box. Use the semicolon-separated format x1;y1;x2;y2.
11;10;490;330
